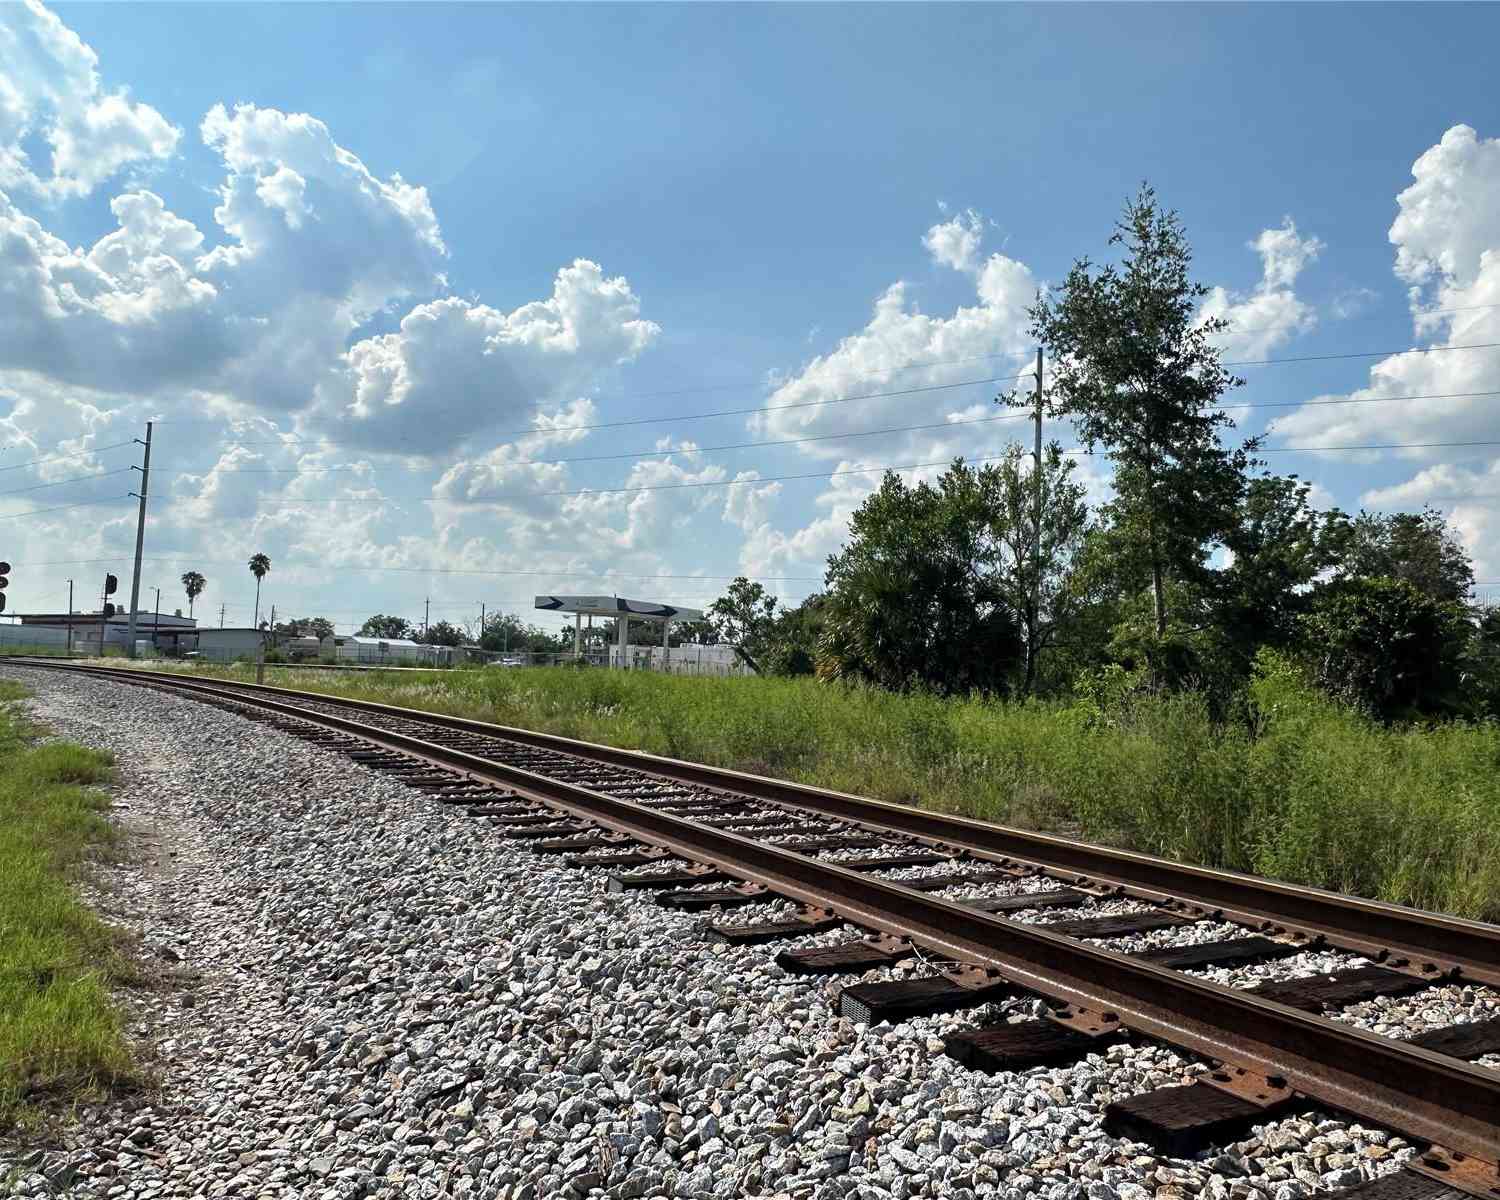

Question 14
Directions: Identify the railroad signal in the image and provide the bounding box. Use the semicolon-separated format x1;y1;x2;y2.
0;559;9;614
104;573;118;596
103;602;116;619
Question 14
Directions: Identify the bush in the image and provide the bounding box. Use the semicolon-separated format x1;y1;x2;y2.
1300;577;1470;720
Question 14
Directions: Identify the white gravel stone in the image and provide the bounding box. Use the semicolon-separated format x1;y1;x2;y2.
0;664;1449;1200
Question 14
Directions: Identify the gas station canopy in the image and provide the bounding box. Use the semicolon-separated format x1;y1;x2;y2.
534;595;704;622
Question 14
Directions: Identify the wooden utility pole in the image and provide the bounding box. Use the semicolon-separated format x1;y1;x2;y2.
424;597;430;640
219;603;225;628
66;580;73;654
124;421;153;658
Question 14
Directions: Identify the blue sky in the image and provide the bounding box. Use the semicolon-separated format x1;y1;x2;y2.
4;2;1500;632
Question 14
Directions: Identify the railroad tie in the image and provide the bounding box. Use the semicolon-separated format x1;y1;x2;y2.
1130;935;1301;971
564;850;668;869
839;853;952;871
1315;1173;1470;1200
839;976;1012;1025
655;886;770;911
1035;911;1193;939
530;835;618;854
946;1018;1124;1073
705;915;844;946
1104;1079;1297;1158
1403;1015;1500;1059
776;939;914;976
1247;964;1432;1013
958;888;1091;915
904;870;1031;892
607;869;731;893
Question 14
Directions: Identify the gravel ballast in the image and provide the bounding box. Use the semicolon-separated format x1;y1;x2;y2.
0;664;1482;1200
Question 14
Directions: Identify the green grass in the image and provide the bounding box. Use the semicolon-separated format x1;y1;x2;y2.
131;656;1500;922
0;681;133;1128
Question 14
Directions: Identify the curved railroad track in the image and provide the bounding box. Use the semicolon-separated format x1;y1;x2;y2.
14;658;1500;1200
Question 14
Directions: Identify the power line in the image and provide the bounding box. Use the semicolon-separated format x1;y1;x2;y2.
0;496;126;522
230;453;1026;507
162;412;1033;477
0;439;136;474
0;467;132;498
208;372;1030;454
1221;340;1500;368
147;351;1040;426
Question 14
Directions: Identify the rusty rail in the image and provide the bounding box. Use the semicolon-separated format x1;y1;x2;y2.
34;659;1500;988
10;658;1500;1165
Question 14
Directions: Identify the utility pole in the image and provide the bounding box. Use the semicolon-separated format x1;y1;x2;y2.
153;586;160;656
479;602;485;645
125;421;153;658
219;603;225;629
1030;347;1044;692
423;597;430;640
66;580;73;654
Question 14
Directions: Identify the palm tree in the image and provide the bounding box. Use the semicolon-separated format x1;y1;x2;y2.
181;571;206;619
248;553;271;628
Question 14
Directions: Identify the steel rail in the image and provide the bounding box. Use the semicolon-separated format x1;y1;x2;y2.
21;659;1500;1166
30;660;1500;989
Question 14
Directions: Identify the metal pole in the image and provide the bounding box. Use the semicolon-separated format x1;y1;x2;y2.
66;580;73;654
574;612;582;660
100;579;107;657
480;603;485;647
1031;348;1043;690
424;597;429;640
219;603;225;629
153;586;160;656
125;421;153;658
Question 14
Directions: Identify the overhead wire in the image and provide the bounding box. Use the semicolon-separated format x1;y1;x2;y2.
0;467;133;498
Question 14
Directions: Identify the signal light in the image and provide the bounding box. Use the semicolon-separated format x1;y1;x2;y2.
104;573;118;596
0;559;8;613
103;603;116;619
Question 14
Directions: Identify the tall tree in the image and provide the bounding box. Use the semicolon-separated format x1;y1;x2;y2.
707;578;780;672
1210;474;1348;673
358;614;412;639
180;570;206;619
818;462;1023;695
274;616;335;640
1028;186;1252;644
247;553;271;628
982;442;1091;693
417;620;465;647
1333;509;1475;604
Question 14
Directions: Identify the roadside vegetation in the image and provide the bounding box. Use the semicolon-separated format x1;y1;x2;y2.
0;680;133;1128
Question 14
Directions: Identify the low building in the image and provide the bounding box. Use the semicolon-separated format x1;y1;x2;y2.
16;610;197;655
194;628;266;660
332;635;435;665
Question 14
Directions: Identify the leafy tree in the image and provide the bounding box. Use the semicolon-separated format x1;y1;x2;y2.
818;463;1023;694
761;594;826;677
707;578;780;672
978;441;1092;693
247;553;271;628
273;616;335;640
1209;474;1348;674
417;620;465;647
180;571;206;619
1333;509;1475;604
1300;577;1471;720
1028;186;1253;646
1470;605;1500;718
358;614;412;639
477;613;568;654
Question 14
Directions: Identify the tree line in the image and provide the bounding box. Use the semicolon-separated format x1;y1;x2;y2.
705;188;1500;722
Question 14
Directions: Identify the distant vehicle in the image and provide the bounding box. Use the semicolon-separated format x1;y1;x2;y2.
489;655;526;668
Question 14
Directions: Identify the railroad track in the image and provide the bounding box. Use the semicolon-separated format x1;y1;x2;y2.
12;658;1500;1200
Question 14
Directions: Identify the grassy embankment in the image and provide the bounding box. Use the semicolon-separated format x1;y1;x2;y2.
135;656;1500;922
0;680;132;1128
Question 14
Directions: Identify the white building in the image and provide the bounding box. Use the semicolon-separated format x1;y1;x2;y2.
329;635;437;665
194;628;265;660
